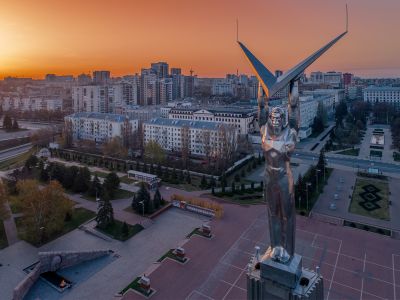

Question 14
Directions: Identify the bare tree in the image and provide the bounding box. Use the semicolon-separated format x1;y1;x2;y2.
216;125;237;171
181;125;190;168
201;129;212;164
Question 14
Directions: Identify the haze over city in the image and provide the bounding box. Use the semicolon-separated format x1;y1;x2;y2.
1;0;400;78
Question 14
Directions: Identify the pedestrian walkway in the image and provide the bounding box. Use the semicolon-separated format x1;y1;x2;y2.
2;200;19;246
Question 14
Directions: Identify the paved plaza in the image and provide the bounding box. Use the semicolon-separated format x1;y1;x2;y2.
0;208;207;300
123;209;400;300
313;169;400;232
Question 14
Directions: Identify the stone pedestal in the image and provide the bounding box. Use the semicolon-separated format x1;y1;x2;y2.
247;248;323;300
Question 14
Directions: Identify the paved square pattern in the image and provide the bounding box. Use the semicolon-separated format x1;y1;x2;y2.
187;216;400;300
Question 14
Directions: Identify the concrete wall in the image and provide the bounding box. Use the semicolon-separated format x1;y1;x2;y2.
13;249;110;300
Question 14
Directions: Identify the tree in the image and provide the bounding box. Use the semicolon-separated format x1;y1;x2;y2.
12;118;19;130
103;172;120;197
186;171;191;184
135;182;151;214
179;170;185;182
25;155;39;170
209;177;216;188
153;189;161;209
96;193;114;229
231;181;236;193
102;136;128;158
0;180;10;221
62;119;73;148
335;100;348;125
72;167;91;193
30;128;55;147
17;180;73;245
2;114;12;130
200;175;208;189
144;140;165;164
62;166;79;190
316;102;328;127
317;150;326;173
88;175;102;197
312;116;324;135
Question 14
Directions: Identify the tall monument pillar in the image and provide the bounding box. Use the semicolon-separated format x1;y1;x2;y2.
238;8;348;300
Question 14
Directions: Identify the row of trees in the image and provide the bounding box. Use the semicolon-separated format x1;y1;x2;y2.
25;155;120;198
131;183;164;215
294;150;327;213
2;114;19;130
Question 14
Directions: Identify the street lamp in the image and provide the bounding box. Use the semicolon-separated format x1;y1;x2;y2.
315;169;321;191
139;201;145;216
306;182;312;211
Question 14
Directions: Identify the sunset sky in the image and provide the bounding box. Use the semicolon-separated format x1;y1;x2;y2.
1;0;400;79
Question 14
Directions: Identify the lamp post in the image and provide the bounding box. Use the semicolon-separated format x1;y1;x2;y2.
316;169;321;191
306;182;312;211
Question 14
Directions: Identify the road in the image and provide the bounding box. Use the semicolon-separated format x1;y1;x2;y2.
0;144;32;162
294;150;400;175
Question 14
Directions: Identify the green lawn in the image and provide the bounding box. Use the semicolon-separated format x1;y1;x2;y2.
92;170;108;178
0;221;8;249
16;207;96;247
82;188;134;201
349;178;390;221
336;148;360;156
96;220;143;241
0;148;36;171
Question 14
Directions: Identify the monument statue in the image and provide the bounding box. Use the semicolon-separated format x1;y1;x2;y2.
238;6;348;299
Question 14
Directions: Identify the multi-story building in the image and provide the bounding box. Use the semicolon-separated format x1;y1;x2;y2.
72;85;124;113
167;106;256;135
309;71;343;88
143;118;238;157
363;86;400;109
298;96;318;139
140;68;158;105
93;71;110;85
65;112;138;143
212;80;234;96
151;62;169;78
1;97;63;111
159;78;173;104
77;74;92;85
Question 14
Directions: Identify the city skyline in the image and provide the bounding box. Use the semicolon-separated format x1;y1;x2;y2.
1;0;400;79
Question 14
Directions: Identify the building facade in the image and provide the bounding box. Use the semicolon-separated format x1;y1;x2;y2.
65;112;138;143
143;118;238;157
363;86;400;109
167;106;256;135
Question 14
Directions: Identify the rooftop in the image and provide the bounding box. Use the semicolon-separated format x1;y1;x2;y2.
144;117;234;130
364;86;400;91
66;112;132;122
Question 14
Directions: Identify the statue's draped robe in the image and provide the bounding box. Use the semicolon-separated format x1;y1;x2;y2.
261;124;297;258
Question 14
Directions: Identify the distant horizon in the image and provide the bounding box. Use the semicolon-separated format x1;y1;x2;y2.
1;1;400;81
2;67;400;81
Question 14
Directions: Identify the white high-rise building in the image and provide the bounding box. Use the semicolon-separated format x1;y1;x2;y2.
159;78;173;104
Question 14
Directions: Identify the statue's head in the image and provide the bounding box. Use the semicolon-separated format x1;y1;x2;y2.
268;107;286;136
